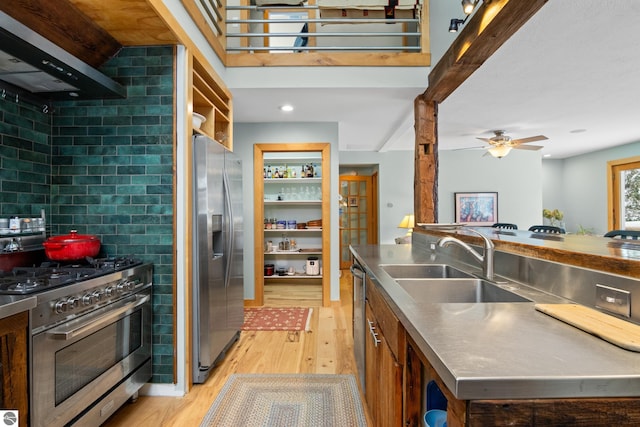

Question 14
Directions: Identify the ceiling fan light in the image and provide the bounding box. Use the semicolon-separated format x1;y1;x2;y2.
462;0;477;15
488;145;512;158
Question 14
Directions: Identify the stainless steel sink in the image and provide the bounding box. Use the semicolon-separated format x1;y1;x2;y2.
380;264;474;279
396;279;532;303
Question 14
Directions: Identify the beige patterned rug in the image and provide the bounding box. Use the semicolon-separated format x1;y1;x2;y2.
199;374;367;426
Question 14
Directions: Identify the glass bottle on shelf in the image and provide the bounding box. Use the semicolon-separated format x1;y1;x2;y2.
267;166;272;179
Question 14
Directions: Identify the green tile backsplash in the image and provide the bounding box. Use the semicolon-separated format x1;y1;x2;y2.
0;46;175;384
51;46;175;384
0;98;51;217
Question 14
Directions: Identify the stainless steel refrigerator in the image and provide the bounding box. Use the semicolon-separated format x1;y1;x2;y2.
192;134;244;384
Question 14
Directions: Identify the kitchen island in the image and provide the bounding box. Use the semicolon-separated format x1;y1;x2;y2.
351;229;640;426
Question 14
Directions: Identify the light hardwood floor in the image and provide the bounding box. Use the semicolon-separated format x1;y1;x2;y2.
103;270;367;426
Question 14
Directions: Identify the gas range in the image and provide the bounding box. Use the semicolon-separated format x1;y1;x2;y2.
0;257;143;295
27;258;152;336
27;258;153;427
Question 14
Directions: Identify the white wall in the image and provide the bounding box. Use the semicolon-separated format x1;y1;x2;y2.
428;0;466;65
233;122;341;301
438;149;542;229
542;140;640;235
541;159;565;214
339;151;415;244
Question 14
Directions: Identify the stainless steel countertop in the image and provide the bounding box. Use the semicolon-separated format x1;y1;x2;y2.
0;294;36;320
351;244;640;400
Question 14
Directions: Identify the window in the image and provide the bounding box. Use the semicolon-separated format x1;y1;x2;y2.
608;157;640;230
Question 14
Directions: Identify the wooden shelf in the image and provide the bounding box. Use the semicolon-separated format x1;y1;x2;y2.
264;228;322;232
191;56;232;149
264;275;323;280
264;200;321;205
264;178;322;184
264;251;322;255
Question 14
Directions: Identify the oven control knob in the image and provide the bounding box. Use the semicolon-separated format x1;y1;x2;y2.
117;281;132;293
105;286;117;297
82;293;94;305
66;296;80;310
92;290;104;301
54;300;68;314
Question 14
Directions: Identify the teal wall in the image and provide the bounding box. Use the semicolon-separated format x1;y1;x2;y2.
0;46;175;384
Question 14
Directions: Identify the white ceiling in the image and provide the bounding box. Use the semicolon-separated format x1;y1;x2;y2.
231;0;640;159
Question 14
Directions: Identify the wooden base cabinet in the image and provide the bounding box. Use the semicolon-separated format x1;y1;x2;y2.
365;302;402;427
364;279;404;427
0;311;29;427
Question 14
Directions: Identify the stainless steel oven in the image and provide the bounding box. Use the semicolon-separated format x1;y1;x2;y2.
16;261;153;427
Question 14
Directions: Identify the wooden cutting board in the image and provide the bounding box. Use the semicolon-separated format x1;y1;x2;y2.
535;303;640;352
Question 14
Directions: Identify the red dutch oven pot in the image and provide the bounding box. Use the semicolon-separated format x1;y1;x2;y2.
43;230;101;261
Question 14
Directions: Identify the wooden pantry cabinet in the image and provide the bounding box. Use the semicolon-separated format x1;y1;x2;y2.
253;143;331;307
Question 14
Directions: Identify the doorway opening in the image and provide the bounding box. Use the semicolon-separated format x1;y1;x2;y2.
339;165;379;269
608;156;640;231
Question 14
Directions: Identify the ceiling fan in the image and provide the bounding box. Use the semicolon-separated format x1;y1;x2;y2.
476;130;548;158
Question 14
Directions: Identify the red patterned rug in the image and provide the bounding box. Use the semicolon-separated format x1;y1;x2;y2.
242;307;312;331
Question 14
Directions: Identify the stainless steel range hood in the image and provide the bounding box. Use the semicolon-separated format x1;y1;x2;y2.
0;11;126;101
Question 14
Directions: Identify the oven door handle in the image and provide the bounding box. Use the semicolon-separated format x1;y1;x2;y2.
47;294;150;340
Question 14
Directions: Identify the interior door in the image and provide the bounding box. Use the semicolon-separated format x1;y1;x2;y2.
339;175;378;269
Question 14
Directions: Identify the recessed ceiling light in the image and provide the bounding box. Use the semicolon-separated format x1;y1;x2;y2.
280;104;294;112
543;154;551;158
569;129;586;134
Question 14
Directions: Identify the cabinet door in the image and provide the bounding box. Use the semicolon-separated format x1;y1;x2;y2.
0;311;29;427
365;302;403;427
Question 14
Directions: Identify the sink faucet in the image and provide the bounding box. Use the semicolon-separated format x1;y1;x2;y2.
437;229;495;281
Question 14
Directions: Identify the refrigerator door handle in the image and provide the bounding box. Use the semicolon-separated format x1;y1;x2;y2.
223;169;233;289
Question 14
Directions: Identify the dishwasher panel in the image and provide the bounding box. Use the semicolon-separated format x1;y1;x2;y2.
350;262;366;392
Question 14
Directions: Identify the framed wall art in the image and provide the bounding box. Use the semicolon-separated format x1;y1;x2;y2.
454;192;498;226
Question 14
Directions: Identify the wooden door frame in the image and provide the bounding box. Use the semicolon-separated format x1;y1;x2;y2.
339;174;378;269
607;155;640;230
252;143;331;307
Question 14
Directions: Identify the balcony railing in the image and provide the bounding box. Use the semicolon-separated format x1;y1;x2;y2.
185;0;430;67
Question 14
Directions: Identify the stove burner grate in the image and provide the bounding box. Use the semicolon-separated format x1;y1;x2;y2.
0;256;142;295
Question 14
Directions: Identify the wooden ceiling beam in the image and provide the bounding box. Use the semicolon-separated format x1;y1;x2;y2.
1;0;122;68
423;0;548;103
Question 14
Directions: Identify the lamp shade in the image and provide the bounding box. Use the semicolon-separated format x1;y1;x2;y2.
488;145;512;158
462;0;477;15
398;214;415;229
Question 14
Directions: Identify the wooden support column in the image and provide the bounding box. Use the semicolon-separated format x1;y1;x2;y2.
414;96;438;223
